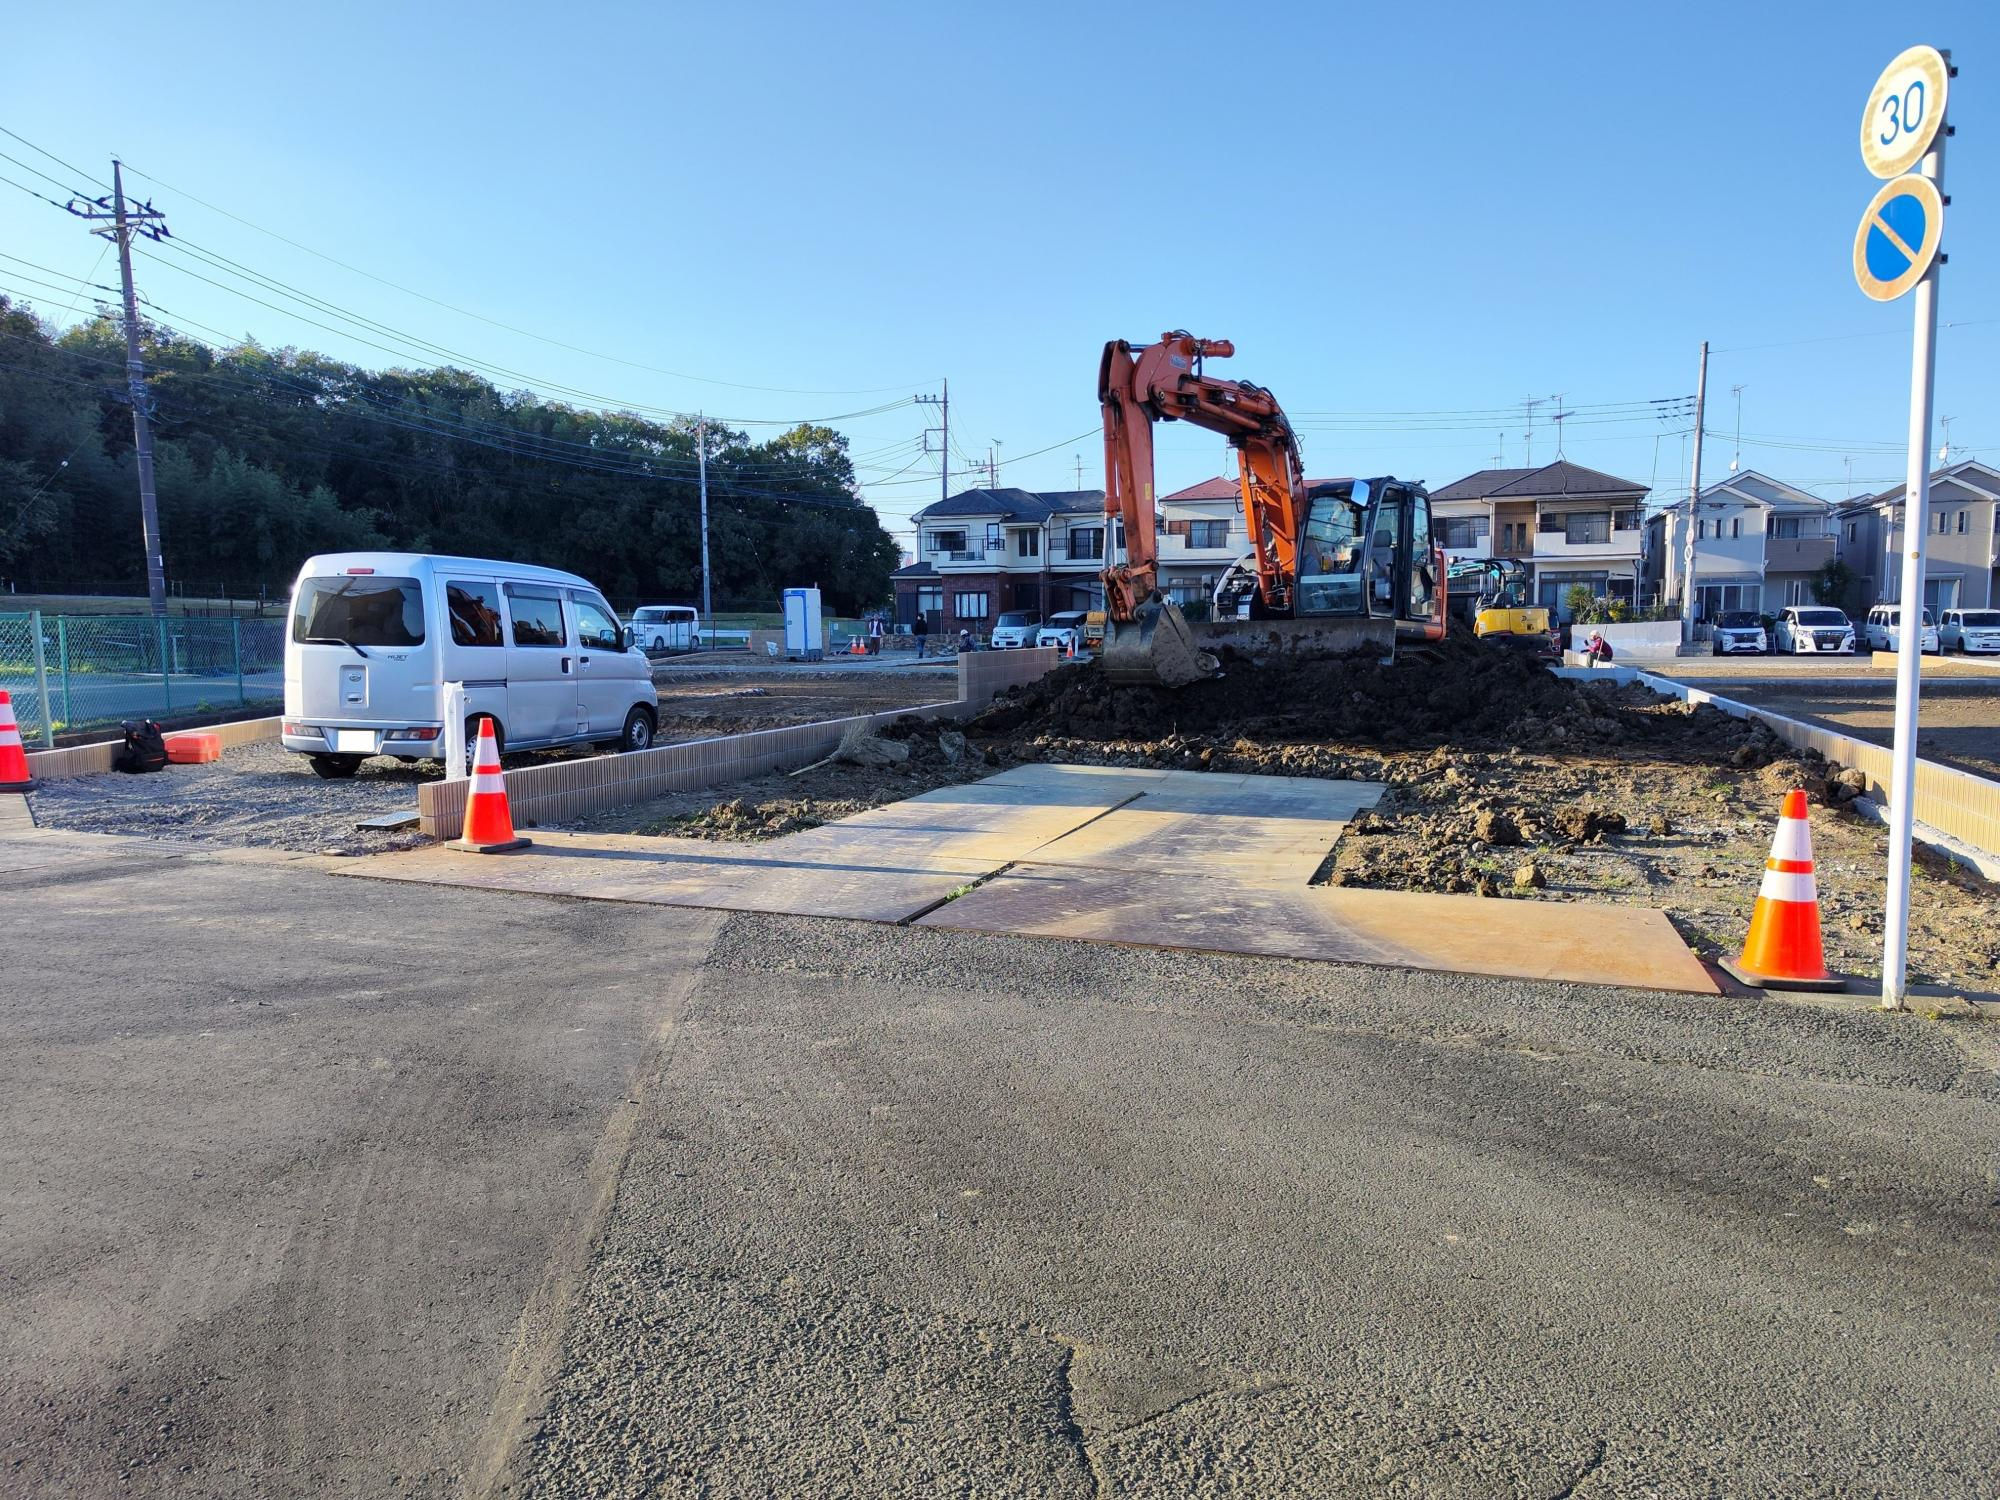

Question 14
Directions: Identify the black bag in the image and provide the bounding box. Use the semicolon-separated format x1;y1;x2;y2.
114;719;170;773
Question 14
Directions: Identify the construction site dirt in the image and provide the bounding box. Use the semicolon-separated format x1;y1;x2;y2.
586;642;2000;995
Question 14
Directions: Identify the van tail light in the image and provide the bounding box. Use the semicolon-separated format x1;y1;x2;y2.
282;722;305;736
344;567;376;575
384;726;440;742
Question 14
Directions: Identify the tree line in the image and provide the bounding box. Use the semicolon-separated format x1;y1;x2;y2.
0;296;900;612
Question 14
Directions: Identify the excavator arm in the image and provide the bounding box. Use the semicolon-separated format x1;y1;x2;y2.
1099;332;1308;620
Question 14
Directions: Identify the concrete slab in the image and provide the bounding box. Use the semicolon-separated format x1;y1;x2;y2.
1024;774;1384;885
918;863;1719;995
331;764;1713;994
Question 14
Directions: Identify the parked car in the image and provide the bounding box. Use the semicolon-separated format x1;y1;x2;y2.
1863;604;1940;654
1036;611;1089;653
989;610;1042;648
1940;608;2000;655
1709;610;1768;656
629;603;700;654
1773;605;1857;655
283;552;657;778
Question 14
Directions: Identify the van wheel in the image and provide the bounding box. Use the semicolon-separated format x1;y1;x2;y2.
309;754;363;779
621;705;656;753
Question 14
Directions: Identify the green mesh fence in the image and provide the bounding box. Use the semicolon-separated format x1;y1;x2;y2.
0;612;286;743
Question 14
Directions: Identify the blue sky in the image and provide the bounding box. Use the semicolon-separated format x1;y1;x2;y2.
3;0;1993;548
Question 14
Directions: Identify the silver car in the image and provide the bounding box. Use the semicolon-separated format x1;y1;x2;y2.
1940;608;2000;655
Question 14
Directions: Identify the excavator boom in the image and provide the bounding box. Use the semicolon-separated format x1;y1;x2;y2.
1097;331;1447;688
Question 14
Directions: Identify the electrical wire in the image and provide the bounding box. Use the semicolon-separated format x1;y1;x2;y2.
110;153;931;396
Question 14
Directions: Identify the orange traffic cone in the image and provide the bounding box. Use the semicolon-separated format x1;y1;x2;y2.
451;716;529;853
0;689;36;792
1722;789;1841;991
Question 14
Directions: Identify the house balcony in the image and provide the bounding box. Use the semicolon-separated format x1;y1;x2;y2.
1532;532;1643;562
1765;536;1835;572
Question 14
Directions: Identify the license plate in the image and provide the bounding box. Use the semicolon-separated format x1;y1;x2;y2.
334;729;378;754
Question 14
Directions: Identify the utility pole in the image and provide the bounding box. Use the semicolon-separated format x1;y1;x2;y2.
696;416;712;625
1678;341;1709;644
67;161;169;617
916;380;949;502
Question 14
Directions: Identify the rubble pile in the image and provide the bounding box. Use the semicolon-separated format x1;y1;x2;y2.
968;635;1800;771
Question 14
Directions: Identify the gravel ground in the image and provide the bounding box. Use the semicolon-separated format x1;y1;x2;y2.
26;669;962;855
651;665;957;742
26;740;438;855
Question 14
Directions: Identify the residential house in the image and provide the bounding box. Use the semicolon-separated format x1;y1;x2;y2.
1430;461;1649;618
1644;471;1837;620
1834;459;2000;614
895;488;1116;634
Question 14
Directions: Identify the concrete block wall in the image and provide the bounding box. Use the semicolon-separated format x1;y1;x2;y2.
959;647;1060;713
26;715;281;782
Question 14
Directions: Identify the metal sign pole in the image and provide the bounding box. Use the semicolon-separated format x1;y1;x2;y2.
1880;106;1947;1012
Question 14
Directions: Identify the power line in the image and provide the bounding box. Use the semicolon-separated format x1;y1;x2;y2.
107;151;930;397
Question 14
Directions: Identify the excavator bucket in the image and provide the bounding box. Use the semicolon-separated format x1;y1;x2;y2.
1101;596;1219;689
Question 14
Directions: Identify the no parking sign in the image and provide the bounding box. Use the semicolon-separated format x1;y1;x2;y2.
1853;174;1945;302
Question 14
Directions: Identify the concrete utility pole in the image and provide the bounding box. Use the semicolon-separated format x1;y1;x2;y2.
916;380;950;502
1679;341;1709;643
67;161;169;617
696;416;712;625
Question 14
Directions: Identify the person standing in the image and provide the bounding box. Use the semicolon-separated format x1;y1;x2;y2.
912;612;929;656
867;614;884;655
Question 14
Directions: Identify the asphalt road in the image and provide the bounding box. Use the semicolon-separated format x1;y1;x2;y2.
3;839;1997;1496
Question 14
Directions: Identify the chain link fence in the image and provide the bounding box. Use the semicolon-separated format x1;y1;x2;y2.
0;612;286;745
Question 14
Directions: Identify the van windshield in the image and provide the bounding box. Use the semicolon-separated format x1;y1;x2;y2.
1792;609;1847;626
292;576;425;646
997;612;1038;627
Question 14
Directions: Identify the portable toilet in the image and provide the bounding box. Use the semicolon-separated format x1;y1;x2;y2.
783;587;824;660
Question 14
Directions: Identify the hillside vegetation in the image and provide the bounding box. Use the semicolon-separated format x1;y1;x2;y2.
0;297;898;611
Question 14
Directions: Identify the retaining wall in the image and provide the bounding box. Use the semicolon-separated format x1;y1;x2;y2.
26;715;280;781
416;647;1060;839
1630;671;2000;860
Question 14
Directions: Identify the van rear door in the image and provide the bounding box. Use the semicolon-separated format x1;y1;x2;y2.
289;572;427;732
503;585;577;745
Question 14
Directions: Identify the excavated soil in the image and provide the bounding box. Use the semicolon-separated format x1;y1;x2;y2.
964;641;2000;994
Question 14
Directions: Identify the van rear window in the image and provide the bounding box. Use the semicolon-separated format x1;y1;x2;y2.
292;576;424;647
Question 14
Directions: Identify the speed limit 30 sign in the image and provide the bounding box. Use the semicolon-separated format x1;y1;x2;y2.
1861;44;1950;178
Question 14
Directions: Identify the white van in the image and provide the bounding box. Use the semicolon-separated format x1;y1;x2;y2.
631;604;701;654
1863;604;1940;655
282;552;658;778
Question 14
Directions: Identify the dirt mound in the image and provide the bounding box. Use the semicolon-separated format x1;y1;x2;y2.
968;636;1783;764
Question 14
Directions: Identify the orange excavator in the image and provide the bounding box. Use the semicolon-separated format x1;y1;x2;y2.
1098;332;1448;687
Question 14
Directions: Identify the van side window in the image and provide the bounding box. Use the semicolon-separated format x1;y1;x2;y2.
508;589;568;648
447;581;504;647
570;594;622;651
